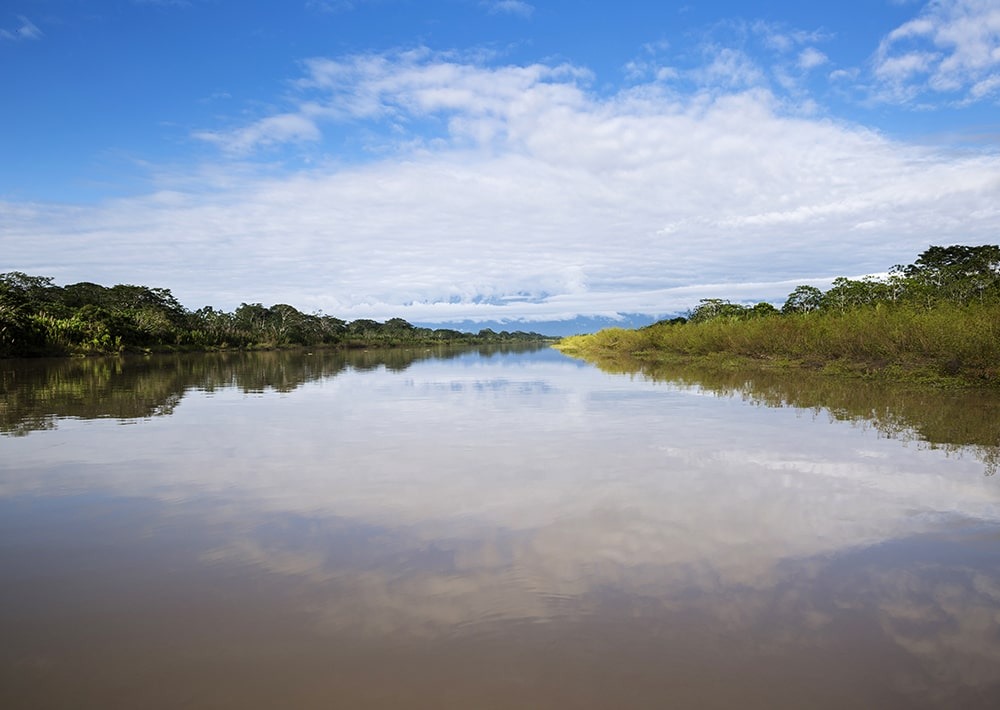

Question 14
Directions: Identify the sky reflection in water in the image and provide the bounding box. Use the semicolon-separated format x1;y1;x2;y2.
1;348;999;708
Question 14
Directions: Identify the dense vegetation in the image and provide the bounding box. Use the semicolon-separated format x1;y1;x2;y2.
0;274;552;357
558;245;1000;386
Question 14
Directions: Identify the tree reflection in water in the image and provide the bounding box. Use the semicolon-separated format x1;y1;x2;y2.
585;353;1000;477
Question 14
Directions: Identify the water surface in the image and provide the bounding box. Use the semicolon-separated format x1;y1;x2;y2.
2;348;999;708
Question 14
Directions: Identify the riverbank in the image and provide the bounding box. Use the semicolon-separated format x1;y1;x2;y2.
75;335;558;358
555;302;1000;389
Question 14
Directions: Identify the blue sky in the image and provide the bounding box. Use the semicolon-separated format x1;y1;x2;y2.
2;0;999;325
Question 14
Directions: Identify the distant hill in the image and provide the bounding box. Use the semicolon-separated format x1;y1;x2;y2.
414;313;670;338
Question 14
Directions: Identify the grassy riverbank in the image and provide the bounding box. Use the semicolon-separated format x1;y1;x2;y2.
556;302;1000;387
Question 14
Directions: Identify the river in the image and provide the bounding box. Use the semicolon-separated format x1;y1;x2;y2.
2;346;999;708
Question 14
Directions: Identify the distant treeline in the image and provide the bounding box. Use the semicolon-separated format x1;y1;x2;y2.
557;245;1000;386
0;275;552;357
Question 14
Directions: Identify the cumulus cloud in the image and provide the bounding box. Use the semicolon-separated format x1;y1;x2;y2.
873;0;1000;104
797;47;829;71
6;48;1000;322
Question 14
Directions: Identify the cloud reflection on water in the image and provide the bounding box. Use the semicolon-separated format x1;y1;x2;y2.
2;348;1000;706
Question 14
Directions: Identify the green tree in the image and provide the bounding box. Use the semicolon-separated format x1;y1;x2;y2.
748;302;779;318
0;272;62;312
781;285;824;314
61;282;112;310
899;244;1000;305
347;319;383;338
688;299;748;323
904;244;1000;281
233;303;270;339
267;304;308;344
317;315;347;343
0;280;46;356
433;328;464;340
823;277;893;312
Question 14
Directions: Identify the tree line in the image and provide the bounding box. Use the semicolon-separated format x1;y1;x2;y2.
557;245;1000;386
683;245;1000;324
0;275;552;357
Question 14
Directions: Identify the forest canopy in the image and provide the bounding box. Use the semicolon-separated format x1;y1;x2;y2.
0;275;551;357
680;244;1000;323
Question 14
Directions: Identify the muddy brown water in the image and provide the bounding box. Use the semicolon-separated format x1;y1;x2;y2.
2;347;999;708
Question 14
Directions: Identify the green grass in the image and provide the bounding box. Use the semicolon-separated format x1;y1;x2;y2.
556;303;1000;387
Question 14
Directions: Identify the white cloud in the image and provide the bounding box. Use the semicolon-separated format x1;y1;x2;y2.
194;112;323;154
875;50;940;80
132;0;194;7
752;21;830;55
873;0;1000;104
829;67;859;82
623;40;676;83
0;15;41;41
692;47;766;90
968;73;1000;99
662;20;836;99
798;47;829;71
6;50;1000;322
305;0;358;12
483;1;534;18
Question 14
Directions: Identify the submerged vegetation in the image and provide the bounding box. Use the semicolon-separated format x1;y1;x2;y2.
558;245;1000;387
0;274;552;357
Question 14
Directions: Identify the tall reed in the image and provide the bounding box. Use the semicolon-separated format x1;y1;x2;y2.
557;303;1000;383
